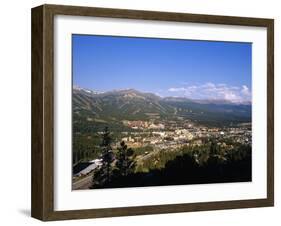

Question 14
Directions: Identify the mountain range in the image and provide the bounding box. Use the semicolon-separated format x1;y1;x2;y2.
73;86;251;131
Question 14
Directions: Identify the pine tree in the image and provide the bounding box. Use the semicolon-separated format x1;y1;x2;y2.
210;141;217;156
92;127;114;187
115;141;135;177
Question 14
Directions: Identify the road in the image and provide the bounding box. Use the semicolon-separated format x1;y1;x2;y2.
72;174;93;190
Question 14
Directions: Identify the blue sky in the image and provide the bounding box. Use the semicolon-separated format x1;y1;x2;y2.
72;34;252;102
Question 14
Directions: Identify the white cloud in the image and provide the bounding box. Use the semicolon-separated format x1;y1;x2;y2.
202;82;216;89
241;85;251;97
168;83;252;103
168;87;186;92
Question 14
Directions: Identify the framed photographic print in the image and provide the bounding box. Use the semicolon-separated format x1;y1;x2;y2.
31;4;274;221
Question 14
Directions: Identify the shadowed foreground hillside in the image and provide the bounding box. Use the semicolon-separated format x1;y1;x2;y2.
91;147;252;189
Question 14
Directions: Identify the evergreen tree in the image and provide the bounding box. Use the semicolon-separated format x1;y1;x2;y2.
115;141;135;177
92;127;114;187
210;141;217;156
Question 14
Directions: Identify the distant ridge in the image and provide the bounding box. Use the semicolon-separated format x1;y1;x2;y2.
72;85;252;128
73;86;251;105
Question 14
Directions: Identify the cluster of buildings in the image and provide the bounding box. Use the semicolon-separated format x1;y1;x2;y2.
123;120;165;130
116;120;252;151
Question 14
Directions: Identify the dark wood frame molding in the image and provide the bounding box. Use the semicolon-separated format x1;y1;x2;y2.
31;4;274;221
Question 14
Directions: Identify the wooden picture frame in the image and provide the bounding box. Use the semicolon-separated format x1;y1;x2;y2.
31;4;274;221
